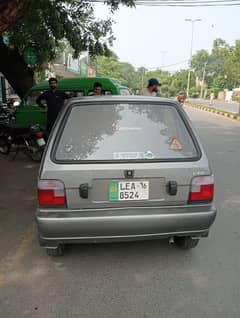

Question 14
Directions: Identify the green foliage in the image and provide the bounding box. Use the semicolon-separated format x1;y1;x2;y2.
191;37;240;92
169;69;195;96
95;56;175;94
191;49;209;75
6;0;135;69
94;55;138;89
206;87;220;98
189;86;201;98
96;37;240;95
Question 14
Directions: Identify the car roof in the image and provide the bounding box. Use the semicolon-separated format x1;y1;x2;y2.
67;95;179;105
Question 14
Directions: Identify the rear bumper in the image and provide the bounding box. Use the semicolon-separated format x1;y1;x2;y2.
36;204;217;247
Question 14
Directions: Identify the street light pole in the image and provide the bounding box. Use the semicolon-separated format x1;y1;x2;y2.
185;18;202;98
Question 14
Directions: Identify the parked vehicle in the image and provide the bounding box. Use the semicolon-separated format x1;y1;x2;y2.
0;105;15;125
15;77;131;131
0;123;45;161
0;109;9;124
36;96;217;256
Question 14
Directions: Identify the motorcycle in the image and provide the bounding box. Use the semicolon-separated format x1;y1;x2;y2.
0;123;45;162
0;107;15;125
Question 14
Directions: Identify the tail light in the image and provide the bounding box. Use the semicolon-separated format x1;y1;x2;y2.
189;175;214;202
35;131;44;138
38;180;66;207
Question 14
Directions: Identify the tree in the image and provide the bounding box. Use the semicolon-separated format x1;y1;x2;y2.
208;38;231;77
221;40;240;89
0;0;135;98
95;54;139;90
0;0;31;34
93;56;174;95
190;38;236;92
134;67;148;92
191;49;209;77
95;55;122;80
170;70;194;96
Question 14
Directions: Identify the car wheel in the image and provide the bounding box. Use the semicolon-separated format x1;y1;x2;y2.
46;245;64;257
174;236;199;250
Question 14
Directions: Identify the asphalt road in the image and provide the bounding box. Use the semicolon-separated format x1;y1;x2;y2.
189;98;240;114
1;108;240;318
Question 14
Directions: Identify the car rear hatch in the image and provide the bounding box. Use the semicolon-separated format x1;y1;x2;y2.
42;100;210;210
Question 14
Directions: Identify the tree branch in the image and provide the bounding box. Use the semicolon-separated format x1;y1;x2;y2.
0;0;32;34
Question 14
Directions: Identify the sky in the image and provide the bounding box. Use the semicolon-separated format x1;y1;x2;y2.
94;3;240;72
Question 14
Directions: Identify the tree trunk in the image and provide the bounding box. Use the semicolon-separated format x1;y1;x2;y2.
0;37;35;98
0;0;31;34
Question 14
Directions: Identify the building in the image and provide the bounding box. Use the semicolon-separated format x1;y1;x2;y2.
47;51;96;79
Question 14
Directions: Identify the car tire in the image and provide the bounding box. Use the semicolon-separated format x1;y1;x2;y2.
174;236;199;250
46;245;64;257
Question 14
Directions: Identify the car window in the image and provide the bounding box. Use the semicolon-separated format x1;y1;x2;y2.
65;91;84;98
104;90;112;95
120;88;131;95
26;89;84;105
54;103;198;162
76;91;84;97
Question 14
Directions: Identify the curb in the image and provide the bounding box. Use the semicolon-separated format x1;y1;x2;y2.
184;102;240;121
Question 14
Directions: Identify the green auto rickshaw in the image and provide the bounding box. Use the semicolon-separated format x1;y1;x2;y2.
15;77;131;130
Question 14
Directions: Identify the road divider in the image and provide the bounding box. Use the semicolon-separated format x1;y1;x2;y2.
184;102;240;121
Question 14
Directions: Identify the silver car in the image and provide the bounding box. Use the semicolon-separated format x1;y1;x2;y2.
36;96;217;256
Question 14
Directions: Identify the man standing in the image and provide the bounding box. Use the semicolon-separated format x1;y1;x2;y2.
36;78;68;132
140;78;161;96
89;82;103;96
210;92;214;106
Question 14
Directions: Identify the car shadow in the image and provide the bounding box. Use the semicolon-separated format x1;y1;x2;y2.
64;238;190;260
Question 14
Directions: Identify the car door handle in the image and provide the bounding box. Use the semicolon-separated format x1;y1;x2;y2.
79;183;89;199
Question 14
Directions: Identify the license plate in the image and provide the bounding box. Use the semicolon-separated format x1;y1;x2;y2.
37;138;45;146
109;180;149;201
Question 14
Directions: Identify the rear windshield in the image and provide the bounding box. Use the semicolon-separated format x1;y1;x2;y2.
54;103;199;162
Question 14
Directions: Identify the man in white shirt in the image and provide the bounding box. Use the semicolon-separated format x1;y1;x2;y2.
140;78;161;96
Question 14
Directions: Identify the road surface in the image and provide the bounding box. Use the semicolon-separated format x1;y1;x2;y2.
0;107;240;318
189;98;240;114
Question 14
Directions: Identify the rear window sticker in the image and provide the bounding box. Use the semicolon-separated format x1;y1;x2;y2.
113;151;155;160
113;152;143;159
119;127;142;131
169;137;184;151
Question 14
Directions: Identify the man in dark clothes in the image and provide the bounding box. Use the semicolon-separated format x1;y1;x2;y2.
36;78;68;132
